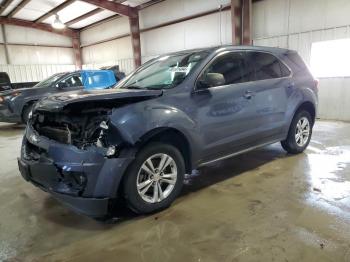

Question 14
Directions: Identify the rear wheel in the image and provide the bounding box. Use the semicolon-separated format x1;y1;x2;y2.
281;110;313;154
123;142;185;214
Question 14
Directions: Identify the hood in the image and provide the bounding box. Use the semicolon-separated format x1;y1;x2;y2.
34;88;163;112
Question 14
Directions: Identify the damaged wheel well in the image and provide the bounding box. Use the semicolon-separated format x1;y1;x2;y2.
137;128;192;174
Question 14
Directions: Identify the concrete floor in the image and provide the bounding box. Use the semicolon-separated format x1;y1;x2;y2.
1;121;350;262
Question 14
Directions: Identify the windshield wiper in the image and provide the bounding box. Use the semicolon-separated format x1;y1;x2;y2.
123;85;145;90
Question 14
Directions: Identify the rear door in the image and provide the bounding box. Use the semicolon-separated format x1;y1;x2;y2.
244;51;292;141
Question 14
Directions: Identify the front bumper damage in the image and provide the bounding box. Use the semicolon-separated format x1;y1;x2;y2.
18;124;134;218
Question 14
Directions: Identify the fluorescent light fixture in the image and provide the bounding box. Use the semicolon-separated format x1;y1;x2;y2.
311;38;350;78
51;14;65;30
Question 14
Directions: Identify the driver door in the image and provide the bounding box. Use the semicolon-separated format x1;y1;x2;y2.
191;51;259;162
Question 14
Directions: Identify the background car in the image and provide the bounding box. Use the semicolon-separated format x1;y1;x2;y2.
0;70;117;123
0;72;38;92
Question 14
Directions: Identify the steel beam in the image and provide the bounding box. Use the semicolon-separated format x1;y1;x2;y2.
242;0;252;45
35;0;75;23
66;8;103;26
7;0;31;18
72;32;82;69
0;0;15;15
1;25;10;64
81;0;136;17
231;0;242;45
129;12;141;68
0;17;76;37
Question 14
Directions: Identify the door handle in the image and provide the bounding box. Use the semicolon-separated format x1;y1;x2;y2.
244;90;254;99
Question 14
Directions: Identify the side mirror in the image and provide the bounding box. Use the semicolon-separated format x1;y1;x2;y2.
198;73;225;89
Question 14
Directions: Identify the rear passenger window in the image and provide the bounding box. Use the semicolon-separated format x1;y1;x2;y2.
248;52;290;80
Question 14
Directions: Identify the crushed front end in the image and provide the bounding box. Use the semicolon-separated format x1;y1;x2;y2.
18;104;134;218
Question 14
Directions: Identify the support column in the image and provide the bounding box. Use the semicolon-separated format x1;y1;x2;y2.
231;0;242;45
242;0;252;45
129;10;141;68
1;24;9;64
72;32;82;70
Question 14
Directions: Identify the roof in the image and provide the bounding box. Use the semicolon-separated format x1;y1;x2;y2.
160;45;294;57
0;0;159;30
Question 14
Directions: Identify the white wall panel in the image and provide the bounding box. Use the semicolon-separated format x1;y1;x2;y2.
139;0;230;29
82;36;134;73
5;25;72;47
141;10;232;57
318;78;350;121
0;45;7;64
0;64;75;83
7;45;74;65
253;0;350;121
80;17;130;46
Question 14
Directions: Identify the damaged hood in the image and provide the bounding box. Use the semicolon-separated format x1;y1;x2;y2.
34;88;163;112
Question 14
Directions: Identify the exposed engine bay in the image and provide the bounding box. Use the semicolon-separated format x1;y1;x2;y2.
31;101;124;150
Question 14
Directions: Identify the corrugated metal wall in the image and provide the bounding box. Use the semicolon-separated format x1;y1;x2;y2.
80;0;233;74
0;64;76;83
253;0;350;121
0;25;75;83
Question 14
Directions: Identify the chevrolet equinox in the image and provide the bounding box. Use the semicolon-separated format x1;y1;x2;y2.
18;45;318;218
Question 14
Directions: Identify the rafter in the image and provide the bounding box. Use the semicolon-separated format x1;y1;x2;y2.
7;0;31;18
35;0;75;23
65;8;103;26
81;0;136;17
0;17;76;37
0;0;15;15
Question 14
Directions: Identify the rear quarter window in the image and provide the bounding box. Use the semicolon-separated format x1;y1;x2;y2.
247;52;290;81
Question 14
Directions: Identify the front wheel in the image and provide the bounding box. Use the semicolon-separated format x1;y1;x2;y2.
281;110;313;154
123;142;185;214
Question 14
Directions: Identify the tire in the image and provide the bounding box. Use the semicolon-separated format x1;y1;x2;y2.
281;110;313;154
22;103;34;123
123;142;185;214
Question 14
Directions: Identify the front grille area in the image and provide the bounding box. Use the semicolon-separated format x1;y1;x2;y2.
38;125;71;144
31;110;109;148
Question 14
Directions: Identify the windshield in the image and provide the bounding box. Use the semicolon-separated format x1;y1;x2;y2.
118;51;209;90
34;73;66;88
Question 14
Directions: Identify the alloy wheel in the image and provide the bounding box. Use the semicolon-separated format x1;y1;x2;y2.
295;117;310;147
136;153;178;203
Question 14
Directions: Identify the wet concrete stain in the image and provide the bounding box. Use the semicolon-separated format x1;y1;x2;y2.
0;121;350;261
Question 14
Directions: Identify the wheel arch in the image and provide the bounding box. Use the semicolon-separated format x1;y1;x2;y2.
135;127;193;174
294;101;316;125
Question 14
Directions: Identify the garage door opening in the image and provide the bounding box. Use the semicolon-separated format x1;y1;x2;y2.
311;38;350;78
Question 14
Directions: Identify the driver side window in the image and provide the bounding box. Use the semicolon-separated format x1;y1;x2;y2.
57;74;83;89
197;52;252;89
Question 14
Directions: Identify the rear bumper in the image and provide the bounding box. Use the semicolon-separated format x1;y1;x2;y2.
18;124;134;218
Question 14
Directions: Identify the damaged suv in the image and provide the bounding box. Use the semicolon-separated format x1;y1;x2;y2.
18;46;318;218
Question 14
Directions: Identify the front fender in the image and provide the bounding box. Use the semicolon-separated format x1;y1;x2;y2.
109;102;201;162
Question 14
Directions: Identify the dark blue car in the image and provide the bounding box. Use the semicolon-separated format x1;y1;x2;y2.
0;70;117;123
18;45;318;219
